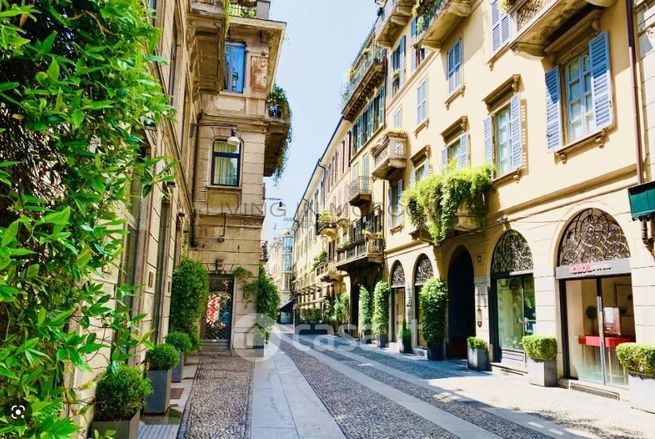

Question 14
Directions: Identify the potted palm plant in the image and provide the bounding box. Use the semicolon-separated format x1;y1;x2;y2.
144;343;179;414
616;343;655;413
420;278;447;360
467;336;490;371
92;365;152;439
165;331;193;383
522;335;558;387
372;281;390;348
398;319;413;354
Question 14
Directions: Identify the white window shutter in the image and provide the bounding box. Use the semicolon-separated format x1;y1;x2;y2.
509;94;522;169
409;168;416;187
545;67;563;151
459;133;469;168
589;31;613;130
490;1;501;52
441;147;449;169
399;36;406;87
484;115;494;164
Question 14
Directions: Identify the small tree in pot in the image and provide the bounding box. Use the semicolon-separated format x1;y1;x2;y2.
144;343;179;414
467;337;490;371
616;343;655;413
522;335;558;387
372;281;391;348
359;286;373;344
420;278;447;360
166;331;193;383
92;366;152;439
398;319;413;354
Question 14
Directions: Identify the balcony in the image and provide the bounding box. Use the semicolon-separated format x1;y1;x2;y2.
317;212;338;238
374;0;415;47
264;90;291;177
510;0;615;56
348;176;372;207
336;238;385;271
415;0;472;49
372;131;408;180
316;260;343;282
342;45;386;122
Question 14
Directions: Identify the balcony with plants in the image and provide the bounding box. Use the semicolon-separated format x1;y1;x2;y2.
403;163;493;245
414;0;472;49
317;211;338;238
372;131;409;180
374;0;416;47
264;85;292;180
348;176;373;207
507;0;615;56
342;44;386;122
336;209;384;271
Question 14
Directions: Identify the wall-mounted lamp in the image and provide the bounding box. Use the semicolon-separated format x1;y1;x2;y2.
476;307;483;328
227;128;240;147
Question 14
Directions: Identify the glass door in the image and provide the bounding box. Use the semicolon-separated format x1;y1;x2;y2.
495;275;535;363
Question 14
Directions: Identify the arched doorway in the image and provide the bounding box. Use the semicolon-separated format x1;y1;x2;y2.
414;255;433;348
557;209;634;387
447;247;476;358
390;262;406;342
490;230;535;367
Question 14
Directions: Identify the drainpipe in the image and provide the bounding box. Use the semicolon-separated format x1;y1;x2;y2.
190;111;203;248
626;0;651;247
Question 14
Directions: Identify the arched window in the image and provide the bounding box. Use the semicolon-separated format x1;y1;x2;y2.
414;255;433;286
391;262;405;288
492;230;534;276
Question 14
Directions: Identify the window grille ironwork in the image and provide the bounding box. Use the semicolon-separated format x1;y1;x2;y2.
492;230;533;275
414;255;433;286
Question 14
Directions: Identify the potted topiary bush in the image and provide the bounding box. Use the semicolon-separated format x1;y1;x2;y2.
144;343;179;414
166;331;193;383
467;337;490;371
522;335;558;387
616;343;655;413
399;319;413;354
420;278;447;360
359;286;373;344
92;365;152;439
373;281;390;348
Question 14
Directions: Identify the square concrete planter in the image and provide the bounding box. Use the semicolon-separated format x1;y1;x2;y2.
628;373;655;414
376;334;388;348
144;369;171;414
467;347;489;371
527;358;558;387
399;338;413;354
427;343;444;361
91;411;139;439
172;352;185;383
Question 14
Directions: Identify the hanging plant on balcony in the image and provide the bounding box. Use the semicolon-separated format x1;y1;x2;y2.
403;163;493;245
266;85;293;184
319;211;334;225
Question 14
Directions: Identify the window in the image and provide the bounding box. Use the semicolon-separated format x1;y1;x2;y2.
490;0;512;53
442;134;469;169
417;79;428;124
447;40;462;95
484;93;522;176
392;108;402;129
169;21;178;105
391;36;406;97
545;32;613;152
389;178;404;229
351;89;384;153
211;140;241;186
413;162;427;184
410;18;427;71
225;42;246;93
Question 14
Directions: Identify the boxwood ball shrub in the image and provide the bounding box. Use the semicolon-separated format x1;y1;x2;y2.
522;335;557;361
166;331;193;353
419;278;448;346
94;366;153;421
171;258;210;350
467;336;487;350
616;343;655;377
146;344;179;371
372;281;391;336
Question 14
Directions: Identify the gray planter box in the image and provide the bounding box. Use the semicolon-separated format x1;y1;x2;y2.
376;334;388;348
628;373;655;414
91;411;139;439
172;352;185;383
467;347;489;371
144;369;171;414
527;358;558;387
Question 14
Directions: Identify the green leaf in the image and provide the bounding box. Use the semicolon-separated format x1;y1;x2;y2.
0;81;19;92
47;59;60;82
40;207;70;226
71;109;84;128
2;220;19;246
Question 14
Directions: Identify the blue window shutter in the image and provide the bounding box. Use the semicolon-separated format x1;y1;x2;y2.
399;36;406;86
490;1;501;52
441;147;448;169
484;115;493;164
545;67;563;151
589;31;613;130
510;94;522;169
459;134;469;168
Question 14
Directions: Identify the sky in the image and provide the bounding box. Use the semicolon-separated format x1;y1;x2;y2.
263;0;379;240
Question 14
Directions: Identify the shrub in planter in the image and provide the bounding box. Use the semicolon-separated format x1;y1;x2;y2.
144;344;179;414
616;343;655;413
359;286;373;343
166;331;193;383
92;366;152;439
420;278;447;360
467;337;490;371
373;281;391;348
399;320;413;354
522;335;558;387
171;258;209;351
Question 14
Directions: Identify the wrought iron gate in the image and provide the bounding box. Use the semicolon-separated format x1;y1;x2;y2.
203;276;234;342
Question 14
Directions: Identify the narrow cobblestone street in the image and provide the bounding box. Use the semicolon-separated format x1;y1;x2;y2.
176;329;655;439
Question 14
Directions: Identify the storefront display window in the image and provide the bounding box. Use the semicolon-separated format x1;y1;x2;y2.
496;276;535;351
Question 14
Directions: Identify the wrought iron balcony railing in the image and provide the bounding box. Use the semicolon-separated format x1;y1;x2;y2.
342;45;386;107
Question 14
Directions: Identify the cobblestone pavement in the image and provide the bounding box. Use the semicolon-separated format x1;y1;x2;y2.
278;339;457;439
177;353;253;439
